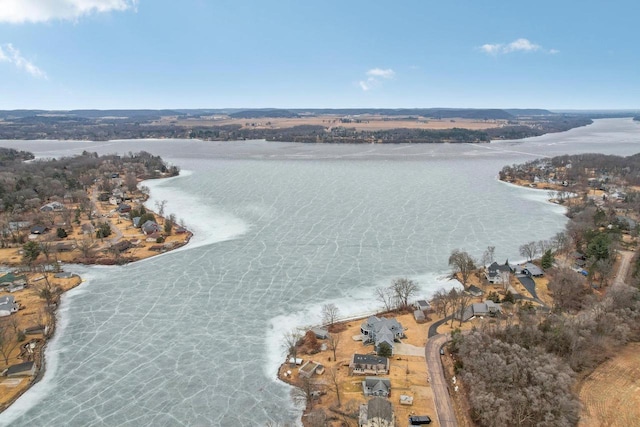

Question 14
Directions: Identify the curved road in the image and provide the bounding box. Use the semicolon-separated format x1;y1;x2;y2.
425;334;458;427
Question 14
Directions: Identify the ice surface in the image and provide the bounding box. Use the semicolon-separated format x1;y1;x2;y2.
0;119;638;426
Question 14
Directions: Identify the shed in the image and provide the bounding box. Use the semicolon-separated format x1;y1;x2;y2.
311;327;329;340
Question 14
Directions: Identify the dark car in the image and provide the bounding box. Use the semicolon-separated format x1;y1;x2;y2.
409;415;432;425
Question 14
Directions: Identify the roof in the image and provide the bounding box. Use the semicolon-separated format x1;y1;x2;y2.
523;262;544;276
364;377;391;394
367;396;393;422
352;354;388;366
6;361;35;376
467;285;484;296
487;261;511;273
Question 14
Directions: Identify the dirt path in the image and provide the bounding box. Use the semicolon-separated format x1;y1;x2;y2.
613;250;634;287
425;334;458;427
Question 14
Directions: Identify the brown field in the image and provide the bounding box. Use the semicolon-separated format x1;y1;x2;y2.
159;115;506;132
578;342;640;427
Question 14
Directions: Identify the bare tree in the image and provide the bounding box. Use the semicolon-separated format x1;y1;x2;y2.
77;235;96;259
0;317;22;365
291;376;318;410
451;289;473;327
390;277;419;310
548;267;590;312
481;246;496;266
124;172;138;192
519;241;538;262
432;288;452;324
328;366;342;407
375;287;395;312
327;332;341;362
321;303;340;327
283;330;302;366
448;249;476;287
155;200;167;223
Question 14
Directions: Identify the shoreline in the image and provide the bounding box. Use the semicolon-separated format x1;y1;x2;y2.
0;174;193;414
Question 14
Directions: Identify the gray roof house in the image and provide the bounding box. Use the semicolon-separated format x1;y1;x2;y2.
523;262;544;277
350;354;390;376
0;295;19;317
362;377;391;397
467;285;484;297
141;220;162;235
414;300;431;311
485;261;511;284
359;396;395;427
459;300;501;322
361;316;404;352
40;201;64;212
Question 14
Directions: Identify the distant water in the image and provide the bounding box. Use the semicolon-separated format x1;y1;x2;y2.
0;118;638;426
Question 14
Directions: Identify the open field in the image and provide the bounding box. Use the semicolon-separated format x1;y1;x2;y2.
578;342;640;427
161;115;507;132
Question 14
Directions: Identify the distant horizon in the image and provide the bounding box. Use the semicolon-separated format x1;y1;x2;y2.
1;107;639;113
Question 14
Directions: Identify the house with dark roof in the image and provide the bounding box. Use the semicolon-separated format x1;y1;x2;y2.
362;377;391;397
350;354;390;376
485;261;511;284
141;220;161;235
116;203;132;214
466;285;484;297
359;396;395;427
29;225;48;235
361;316;404;352
5;361;36;377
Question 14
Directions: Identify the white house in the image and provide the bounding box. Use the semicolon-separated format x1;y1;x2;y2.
0;295;19;317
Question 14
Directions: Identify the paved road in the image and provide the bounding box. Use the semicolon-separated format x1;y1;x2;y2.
425;334;458;427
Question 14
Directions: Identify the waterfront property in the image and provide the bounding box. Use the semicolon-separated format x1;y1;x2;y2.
5;362;36;378
361;316;404;352
485;261;511;284
350;354;390;376
362;377;391;397
0;295;19;317
359;396;395;427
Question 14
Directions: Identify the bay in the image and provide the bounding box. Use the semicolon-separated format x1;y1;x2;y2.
0;118;638;426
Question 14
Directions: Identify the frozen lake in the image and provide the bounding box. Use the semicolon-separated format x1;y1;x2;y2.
0;118;639;426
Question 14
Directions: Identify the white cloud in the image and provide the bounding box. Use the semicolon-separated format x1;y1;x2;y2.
479;38;557;55
359;68;395;91
366;68;395;79
0;44;47;79
0;0;137;23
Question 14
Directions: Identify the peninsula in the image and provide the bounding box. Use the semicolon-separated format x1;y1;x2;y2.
0;148;191;410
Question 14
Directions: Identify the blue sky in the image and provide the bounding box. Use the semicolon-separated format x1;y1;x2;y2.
0;0;638;109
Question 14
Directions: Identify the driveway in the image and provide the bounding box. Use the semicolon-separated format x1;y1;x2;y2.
517;274;540;300
394;342;425;357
